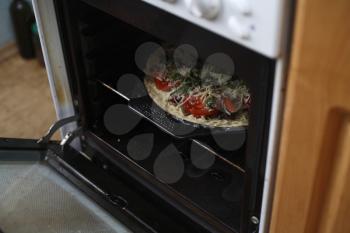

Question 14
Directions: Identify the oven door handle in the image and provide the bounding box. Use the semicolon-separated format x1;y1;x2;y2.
37;115;79;144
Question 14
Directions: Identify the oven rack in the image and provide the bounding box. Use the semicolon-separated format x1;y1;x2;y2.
97;79;246;172
97;80;247;139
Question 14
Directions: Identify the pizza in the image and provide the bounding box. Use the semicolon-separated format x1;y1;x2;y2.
144;64;251;128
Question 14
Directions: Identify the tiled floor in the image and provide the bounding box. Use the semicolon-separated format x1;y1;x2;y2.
0;53;57;139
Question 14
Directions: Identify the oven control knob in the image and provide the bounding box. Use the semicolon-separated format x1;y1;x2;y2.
230;0;251;16
185;0;222;20
228;16;250;39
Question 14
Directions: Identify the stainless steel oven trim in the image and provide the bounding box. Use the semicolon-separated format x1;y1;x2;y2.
32;0;77;139
258;58;286;233
258;0;293;230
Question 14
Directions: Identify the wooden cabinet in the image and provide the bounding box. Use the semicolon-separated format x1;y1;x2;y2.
270;0;350;232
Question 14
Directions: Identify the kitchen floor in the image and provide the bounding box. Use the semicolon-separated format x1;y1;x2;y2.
0;53;57;139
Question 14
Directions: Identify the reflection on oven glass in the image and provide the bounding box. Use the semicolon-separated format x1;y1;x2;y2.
212;129;246;151
127;133;154;161
200;53;235;86
190;141;216;170
173;44;198;76
103;104;141;135
135;42;166;76
153;144;184;184
117;73;147;99
185;164;208;178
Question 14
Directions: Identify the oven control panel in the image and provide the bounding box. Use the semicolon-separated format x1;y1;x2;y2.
142;0;290;58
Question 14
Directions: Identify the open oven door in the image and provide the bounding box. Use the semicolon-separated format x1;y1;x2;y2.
0;135;138;233
0;117;213;233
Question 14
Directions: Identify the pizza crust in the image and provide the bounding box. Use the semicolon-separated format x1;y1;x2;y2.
144;78;248;128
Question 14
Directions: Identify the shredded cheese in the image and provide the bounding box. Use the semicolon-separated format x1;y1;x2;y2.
144;78;248;128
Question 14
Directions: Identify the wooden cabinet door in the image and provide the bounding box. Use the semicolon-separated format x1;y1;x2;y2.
270;0;350;232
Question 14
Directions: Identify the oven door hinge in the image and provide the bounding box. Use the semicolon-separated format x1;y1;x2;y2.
37;115;80;146
60;127;83;151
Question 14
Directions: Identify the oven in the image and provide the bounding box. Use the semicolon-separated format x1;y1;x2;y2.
3;0;292;233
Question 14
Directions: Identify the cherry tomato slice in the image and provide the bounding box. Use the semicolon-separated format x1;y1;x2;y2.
243;95;251;108
182;99;192;114
190;108;219;118
154;78;173;91
182;96;218;118
223;97;236;113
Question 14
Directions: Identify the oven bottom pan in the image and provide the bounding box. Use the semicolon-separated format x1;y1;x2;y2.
0;160;131;233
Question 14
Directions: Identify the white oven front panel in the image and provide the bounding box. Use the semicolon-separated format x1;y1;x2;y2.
142;0;290;58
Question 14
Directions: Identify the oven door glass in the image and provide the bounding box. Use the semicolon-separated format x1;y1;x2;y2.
0;139;133;233
55;0;275;232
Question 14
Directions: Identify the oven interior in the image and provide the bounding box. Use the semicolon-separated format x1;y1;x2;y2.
54;0;275;232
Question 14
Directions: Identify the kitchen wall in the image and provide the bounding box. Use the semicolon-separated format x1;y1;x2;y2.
0;0;32;48
0;0;14;48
